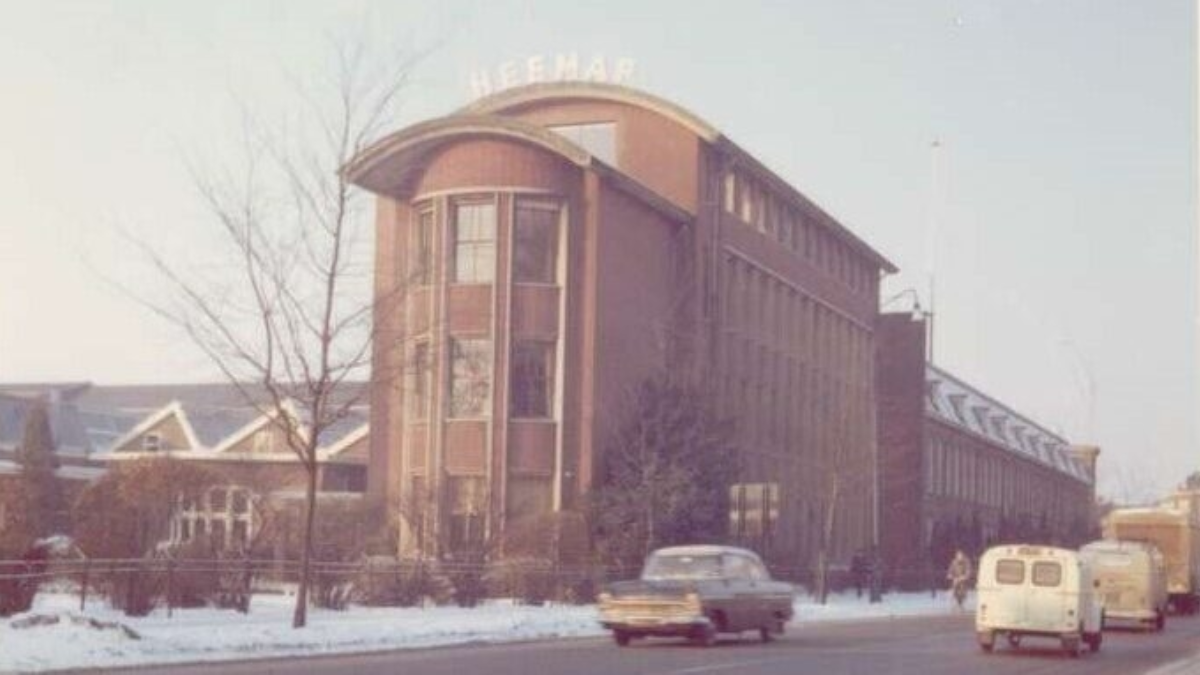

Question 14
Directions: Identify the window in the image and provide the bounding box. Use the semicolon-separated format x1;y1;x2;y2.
513;200;560;284
1032;561;1062;587
729;483;779;540
321;465;368;493
414;208;434;285
211;520;227;547
447;476;486;555
410;342;431;419
449;338;492;418
143;433;162;452
232;490;249;514
548;122;616;165
232;521;248;547
996;559;1025;585
511;341;555;418
507;475;552;521
452;202;495;283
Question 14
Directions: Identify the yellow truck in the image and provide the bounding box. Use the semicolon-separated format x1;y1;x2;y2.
1103;507;1200;615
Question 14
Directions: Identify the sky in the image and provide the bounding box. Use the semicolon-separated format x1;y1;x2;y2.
0;0;1194;500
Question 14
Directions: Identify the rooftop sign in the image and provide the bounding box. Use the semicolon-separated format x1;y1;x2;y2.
469;53;637;99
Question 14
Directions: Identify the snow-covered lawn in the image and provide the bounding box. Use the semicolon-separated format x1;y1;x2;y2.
0;590;971;673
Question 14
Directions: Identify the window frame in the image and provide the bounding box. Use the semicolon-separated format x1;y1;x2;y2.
450;200;497;285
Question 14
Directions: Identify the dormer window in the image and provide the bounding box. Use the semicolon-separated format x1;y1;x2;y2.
548;122;616;165
143;433;162;452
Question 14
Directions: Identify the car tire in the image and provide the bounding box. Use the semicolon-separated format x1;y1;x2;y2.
1156;610;1166;632
1085;631;1102;653
977;631;995;653
613;630;632;647
1006;634;1021;649
692;625;716;648
759;626;773;643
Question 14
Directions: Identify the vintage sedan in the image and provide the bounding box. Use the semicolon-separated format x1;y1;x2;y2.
597;545;794;646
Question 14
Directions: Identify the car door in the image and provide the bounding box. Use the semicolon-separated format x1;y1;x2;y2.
721;554;754;630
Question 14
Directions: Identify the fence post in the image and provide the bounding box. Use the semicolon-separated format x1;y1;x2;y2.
79;559;90;612
166;558;175;619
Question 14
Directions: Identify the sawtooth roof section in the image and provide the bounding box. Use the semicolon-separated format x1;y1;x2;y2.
924;364;1089;484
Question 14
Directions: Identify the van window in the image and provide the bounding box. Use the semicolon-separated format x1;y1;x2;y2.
996;559;1025;585
1032;561;1062;587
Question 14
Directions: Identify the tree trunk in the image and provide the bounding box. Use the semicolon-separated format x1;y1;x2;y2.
292;458;319;629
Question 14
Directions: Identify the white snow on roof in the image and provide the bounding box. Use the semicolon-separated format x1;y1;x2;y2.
925;365;1090;484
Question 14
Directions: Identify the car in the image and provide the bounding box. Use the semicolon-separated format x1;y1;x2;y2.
597;545;794;647
975;544;1104;657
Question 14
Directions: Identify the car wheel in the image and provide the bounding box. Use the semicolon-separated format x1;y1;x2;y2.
692;625;716;648
613;630;632;647
1085;631;1102;653
759;626;773;643
1006;634;1021;649
1156;610;1166;632
977;631;995;653
1062;636;1081;658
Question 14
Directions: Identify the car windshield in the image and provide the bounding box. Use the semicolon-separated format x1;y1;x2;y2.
641;554;723;580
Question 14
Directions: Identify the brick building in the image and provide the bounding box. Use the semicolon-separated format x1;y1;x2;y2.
0;383;368;550
347;82;896;564
876;313;1098;582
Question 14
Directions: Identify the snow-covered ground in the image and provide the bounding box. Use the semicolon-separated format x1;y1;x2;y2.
0;590;970;673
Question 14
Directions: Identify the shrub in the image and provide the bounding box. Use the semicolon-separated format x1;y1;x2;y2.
485;557;555;605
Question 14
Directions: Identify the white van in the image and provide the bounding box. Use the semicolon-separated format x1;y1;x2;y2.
1081;540;1168;631
975;545;1103;657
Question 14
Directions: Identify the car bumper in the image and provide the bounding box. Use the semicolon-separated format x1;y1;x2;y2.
600;614;711;635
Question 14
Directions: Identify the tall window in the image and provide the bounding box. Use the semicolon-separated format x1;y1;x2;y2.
548;122;616;165
449;338;492;418
447;476;486;556
511;341;555;418
414;208;434;285
513;200;560;284
452;202;495;283
410;342;431;419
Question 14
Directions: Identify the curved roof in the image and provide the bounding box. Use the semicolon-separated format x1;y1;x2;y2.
462;81;721;143
344;115;593;196
343;114;691;222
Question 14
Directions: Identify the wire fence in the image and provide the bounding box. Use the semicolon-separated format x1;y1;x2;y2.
0;555;951;619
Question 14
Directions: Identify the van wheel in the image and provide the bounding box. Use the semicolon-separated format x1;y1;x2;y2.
1085;631;1102;652
1062;637;1081;658
759;626;773;643
613;630;632;647
977;631;995;653
691;625;716;648
1006;634;1021;648
1156;610;1166;632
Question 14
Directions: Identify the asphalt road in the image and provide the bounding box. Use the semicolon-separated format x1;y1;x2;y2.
106;613;1200;675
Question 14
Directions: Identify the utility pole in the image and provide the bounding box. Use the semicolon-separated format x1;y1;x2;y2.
927;139;943;364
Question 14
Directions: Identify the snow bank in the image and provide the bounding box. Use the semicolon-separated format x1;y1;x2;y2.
0;590;968;672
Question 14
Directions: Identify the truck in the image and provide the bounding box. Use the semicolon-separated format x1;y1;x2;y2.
1103;507;1200;614
1080;540;1168;631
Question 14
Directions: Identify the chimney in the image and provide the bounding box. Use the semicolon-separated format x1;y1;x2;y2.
1068;445;1101;484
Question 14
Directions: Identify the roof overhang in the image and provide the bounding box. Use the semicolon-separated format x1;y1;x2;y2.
343;114;691;224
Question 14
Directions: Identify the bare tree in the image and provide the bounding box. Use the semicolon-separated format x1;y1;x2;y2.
810;397;876;605
127;41;418;627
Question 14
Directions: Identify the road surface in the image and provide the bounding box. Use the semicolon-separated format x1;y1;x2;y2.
105;613;1200;675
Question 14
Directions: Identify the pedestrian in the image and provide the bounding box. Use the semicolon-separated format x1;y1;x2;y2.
850;550;869;598
945;550;972;610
